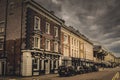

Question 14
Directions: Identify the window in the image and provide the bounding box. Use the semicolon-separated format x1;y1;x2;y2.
45;39;50;51
74;39;76;46
54;41;58;52
54;26;58;37
9;2;15;15
64;34;68;44
72;38;73;45
0;43;3;50
34;36;40;49
0;36;4;50
0;27;4;33
45;22;50;34
71;49;73;57
34;16;40;30
33;58;39;70
0;37;4;42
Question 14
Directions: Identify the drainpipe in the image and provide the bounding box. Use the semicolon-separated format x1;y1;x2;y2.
19;0;24;76
3;0;8;78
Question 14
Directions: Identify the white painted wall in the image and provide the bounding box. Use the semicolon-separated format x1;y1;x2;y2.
84;42;93;61
21;51;32;76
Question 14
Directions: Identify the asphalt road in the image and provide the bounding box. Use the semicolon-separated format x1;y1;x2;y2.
1;67;120;80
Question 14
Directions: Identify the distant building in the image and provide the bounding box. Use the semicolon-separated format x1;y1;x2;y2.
104;52;116;67
93;45;108;67
114;57;120;66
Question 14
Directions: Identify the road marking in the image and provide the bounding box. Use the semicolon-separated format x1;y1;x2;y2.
112;72;119;80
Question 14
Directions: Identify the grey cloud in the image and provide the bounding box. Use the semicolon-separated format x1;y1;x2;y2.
34;0;120;56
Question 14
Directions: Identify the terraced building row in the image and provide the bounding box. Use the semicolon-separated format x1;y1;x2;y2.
0;0;120;76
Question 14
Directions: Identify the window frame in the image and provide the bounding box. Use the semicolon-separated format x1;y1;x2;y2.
34;16;41;30
63;34;68;44
33;36;40;49
0;43;3;50
0;27;4;33
33;58;39;70
54;41;58;52
45;22;50;34
45;39;50;51
54;26;58;37
0;36;4;50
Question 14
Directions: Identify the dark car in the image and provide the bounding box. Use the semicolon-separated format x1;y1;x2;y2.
83;65;92;73
76;66;85;74
88;66;92;72
83;65;89;73
58;65;75;76
90;65;98;72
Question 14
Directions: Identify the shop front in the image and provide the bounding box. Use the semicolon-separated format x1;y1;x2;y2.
21;50;60;76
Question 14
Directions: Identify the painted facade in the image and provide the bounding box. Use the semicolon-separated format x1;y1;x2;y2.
61;25;94;67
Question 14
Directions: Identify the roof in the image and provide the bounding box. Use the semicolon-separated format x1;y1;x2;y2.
62;25;93;45
25;0;64;24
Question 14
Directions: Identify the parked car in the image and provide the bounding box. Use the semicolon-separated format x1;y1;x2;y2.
90;65;98;72
76;66;85;74
58;65;75;76
83;65;89;73
83;65;92;73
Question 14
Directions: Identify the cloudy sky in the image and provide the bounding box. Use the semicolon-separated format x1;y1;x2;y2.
34;0;120;57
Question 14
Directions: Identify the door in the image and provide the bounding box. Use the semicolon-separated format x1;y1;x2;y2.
45;60;50;74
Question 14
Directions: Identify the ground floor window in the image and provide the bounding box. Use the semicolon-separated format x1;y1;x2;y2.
33;58;39;70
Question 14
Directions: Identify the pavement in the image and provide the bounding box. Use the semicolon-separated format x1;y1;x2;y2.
0;67;120;80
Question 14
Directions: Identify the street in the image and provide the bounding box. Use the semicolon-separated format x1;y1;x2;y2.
0;67;120;80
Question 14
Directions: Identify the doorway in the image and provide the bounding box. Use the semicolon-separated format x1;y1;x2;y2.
45;60;50;74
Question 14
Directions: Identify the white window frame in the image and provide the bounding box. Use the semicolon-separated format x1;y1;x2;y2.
34;16;41;30
0;37;4;50
33;36;40;49
0;27;4;33
54;26;58;37
45;39;50;51
33;58;39;70
63;34;68;44
54;41;58;52
0;43;3;50
45;22;50;34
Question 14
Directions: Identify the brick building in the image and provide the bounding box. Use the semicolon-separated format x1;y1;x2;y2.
0;0;63;76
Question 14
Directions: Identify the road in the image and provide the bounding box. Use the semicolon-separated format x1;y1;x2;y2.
0;67;120;80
